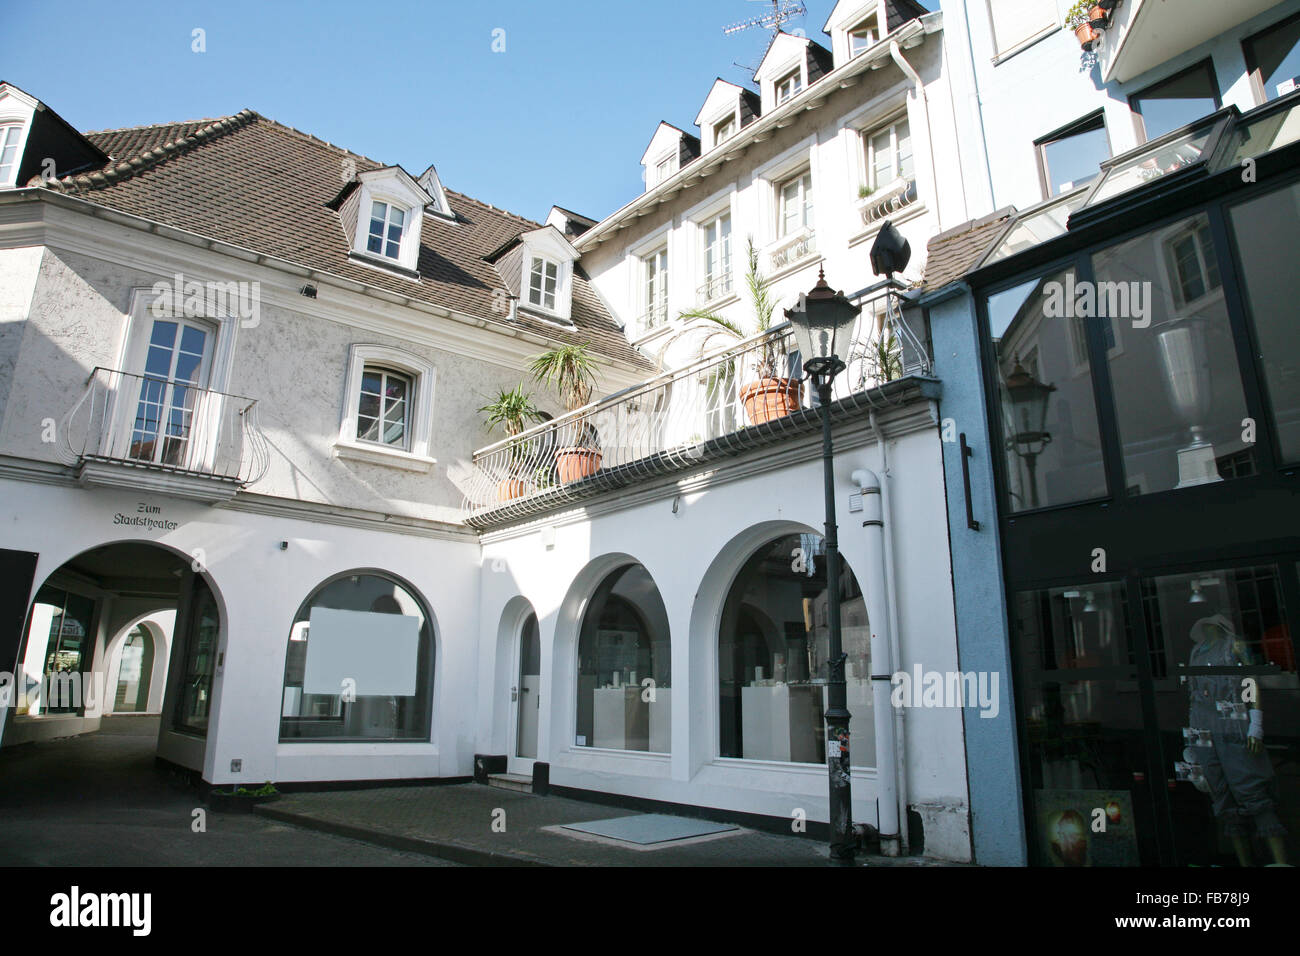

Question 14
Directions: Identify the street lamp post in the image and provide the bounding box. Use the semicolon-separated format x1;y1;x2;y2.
1003;356;1055;510
786;268;861;865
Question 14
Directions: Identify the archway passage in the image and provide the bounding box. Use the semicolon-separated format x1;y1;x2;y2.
4;541;215;759
718;533;875;767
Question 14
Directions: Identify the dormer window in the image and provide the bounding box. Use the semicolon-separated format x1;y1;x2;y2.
0;123;22;186
367;201;406;260
714;115;736;146
653;153;676;186
775;69;802;106
849;16;879;56
528;256;560;311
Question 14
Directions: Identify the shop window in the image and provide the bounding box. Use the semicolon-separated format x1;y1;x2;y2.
1036;113;1110;198
1142;566;1297;866
279;571;434;742
574;564;671;752
16;586;95;717
174;576;219;736
986;267;1108;512
1229;180;1300;464
1245;12;1300;102
1092;212;1254;495
1130;61;1221;143
1013;582;1155;866
718;534;874;767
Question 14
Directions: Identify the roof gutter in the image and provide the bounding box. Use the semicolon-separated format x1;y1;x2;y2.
575;13;943;251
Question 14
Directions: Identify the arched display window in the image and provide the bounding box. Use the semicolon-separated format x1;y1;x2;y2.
575;564;671;752
718;533;874;766
279;570;434;742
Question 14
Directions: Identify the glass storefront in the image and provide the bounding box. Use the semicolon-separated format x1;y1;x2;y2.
718;534;873;767
575;564;670;752
16;586;96;716
279;571;434;742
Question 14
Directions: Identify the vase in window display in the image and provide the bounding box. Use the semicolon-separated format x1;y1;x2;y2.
1154;318;1222;487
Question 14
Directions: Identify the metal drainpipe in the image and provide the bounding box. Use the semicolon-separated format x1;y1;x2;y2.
889;39;948;232
851;459;901;857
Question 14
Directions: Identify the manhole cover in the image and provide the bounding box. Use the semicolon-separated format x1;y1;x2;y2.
558;813;738;846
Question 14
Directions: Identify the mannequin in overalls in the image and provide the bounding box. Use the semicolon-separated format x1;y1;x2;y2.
1184;612;1287;865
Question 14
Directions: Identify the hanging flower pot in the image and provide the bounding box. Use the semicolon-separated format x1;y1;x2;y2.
740;377;803;425
1074;22;1099;48
1088;4;1108;25
555;447;602;483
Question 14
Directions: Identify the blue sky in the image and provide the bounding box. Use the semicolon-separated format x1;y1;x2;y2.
1;1;930;223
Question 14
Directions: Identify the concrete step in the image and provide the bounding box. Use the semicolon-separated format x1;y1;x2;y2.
486;773;532;794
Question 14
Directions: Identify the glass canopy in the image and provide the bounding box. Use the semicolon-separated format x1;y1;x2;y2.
983;188;1087;264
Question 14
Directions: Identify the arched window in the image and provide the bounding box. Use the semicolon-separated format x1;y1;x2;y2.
718;534;874;766
279;571;434;742
575;564;671;752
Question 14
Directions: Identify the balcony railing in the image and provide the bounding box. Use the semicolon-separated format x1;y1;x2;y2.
769;230;817;271
60;367;268;489
697;272;735;305
860;179;918;228
463;284;921;525
638;301;669;333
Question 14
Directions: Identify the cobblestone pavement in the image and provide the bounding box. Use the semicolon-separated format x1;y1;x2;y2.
0;718;453;866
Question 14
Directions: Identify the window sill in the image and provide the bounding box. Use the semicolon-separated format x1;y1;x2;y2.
990;25;1058;66
334;440;436;473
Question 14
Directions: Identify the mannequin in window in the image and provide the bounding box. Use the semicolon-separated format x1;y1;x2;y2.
1183;611;1287;865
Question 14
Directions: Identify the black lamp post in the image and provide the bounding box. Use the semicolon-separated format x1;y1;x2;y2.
786;268;860;865
1004;356;1055;509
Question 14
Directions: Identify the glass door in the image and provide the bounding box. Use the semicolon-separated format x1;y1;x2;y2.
115;318;213;469
173;576;219;736
509;613;540;774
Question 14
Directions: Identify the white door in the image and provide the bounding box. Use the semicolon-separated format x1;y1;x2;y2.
507;612;540;775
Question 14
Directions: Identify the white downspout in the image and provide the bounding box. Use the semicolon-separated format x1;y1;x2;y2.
889;39;947;232
852;458;900;857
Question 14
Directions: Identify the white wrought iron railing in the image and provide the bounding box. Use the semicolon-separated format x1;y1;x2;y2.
60;367;269;486
860;179;918;228
463;284;919;523
697;272;735;305
638;302;669;332
769;230;817;271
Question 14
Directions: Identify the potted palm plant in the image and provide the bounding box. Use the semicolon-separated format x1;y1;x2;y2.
529;342;602;484
679;237;802;426
479;383;543;500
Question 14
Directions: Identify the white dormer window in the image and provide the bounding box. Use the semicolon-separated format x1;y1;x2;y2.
0;124;22;185
775;69;802;106
653;153;676;186
713;116;736;146
849;16;879;56
528;256;559;311
367;201;407;260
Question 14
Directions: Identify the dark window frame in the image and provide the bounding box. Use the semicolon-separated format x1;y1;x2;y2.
1244;10;1300;105
1034;111;1112;202
1129;58;1222;144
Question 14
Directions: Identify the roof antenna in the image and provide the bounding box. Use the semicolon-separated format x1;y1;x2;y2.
723;1;807;77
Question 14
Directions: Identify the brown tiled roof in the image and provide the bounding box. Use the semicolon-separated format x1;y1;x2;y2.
42;112;650;370
920;209;1014;294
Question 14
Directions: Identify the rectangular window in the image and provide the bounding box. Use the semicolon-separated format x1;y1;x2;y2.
987;0;1057;55
849;16;879;56
702;212;732;302
643;246;668;328
778;170;814;236
1131;61;1221;143
0;124;22;185
128;317;213;468
1092;212;1254;495
1037;113;1110;198
714;115;736;146
356;367;411;449
865;118;914;190
528;256;558;310
775;68;802;105
654;155;675;185
367;201;405;259
1245;12;1300;102
17;586;95;716
987;267;1108;512
1230;180;1300;463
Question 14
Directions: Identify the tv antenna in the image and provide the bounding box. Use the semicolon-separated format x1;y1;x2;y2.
722;1;807;37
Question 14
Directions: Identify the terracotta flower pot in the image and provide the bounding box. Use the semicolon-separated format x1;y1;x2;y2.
1088;4;1107;24
497;478;528;501
1074;22;1099;48
555;447;602;484
740;377;803;425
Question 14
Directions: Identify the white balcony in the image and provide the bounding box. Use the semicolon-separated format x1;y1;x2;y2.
1100;0;1284;83
60;367;268;502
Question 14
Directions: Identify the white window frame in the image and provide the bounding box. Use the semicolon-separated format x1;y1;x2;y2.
642;245;669;329
652;152;677;186
527;256;560;312
336;344;436;472
0;122;24;187
347;169;430;275
355;366;413;450
1160;221;1223;312
848;16;879;57
777;168;815;237
516;227;577;322
701;210;733;304
365;200;407;261
863;115;914;191
713;114;736;147
775;68;803;106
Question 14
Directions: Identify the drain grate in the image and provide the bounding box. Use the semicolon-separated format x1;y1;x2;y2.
558;813;738;846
